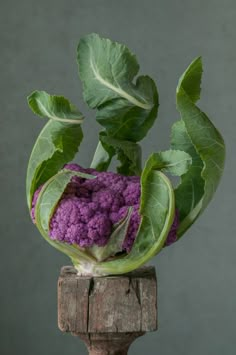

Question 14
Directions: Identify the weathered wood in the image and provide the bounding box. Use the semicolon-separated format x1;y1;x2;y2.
58;265;157;354
58;266;90;333
79;333;144;355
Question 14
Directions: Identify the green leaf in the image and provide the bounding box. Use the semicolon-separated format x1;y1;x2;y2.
176;57;203;102
28;91;84;123
171;57;225;237
81;170;175;275
90;138;116;171
95;77;158;142
141;150;192;186
100;133;142;176
88;207;133;262
26;92;84;209
171;120;205;226
77;33;158;142
35;169;96;263
90;132;142;175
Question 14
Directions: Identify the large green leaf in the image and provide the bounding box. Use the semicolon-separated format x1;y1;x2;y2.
142;150;192;185
78;170;175;275
171;120;204;225
26;91;84;208
77;33;158;142
35;169;96;263
28;91;84;123
171;57;225;237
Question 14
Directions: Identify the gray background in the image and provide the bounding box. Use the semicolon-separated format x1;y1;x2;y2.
0;0;235;354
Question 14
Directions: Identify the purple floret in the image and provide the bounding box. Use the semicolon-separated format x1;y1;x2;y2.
123;182;140;205
87;213;112;246
31;185;43;222
117;205;141;252
31;163;179;252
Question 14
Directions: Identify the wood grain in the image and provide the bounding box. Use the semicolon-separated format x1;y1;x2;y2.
58;265;157;354
58;266;157;334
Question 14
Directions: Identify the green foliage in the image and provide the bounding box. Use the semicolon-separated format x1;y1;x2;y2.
90;139;115;172
171;57;225;237
26;34;225;276
77;33;158;142
28;91;84;123
142;150;192;184
100;133;142;176
26;91;83;208
77;33;158;172
90;132;142;176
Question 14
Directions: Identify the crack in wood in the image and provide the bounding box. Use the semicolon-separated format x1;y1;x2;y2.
129;278;141;306
128;277;142;331
87;277;94;332
58;266;157;338
75;279;79;332
88;278;95;296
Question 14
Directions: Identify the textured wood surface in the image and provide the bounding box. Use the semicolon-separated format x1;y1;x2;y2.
58;265;157;354
79;333;145;355
58;265;157;334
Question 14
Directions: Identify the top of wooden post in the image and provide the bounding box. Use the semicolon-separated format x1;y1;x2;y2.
58;265;157;335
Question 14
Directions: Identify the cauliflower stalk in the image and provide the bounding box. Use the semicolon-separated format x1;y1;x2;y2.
26;34;225;276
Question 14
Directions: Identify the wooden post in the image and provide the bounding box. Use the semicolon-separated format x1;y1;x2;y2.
58;266;157;355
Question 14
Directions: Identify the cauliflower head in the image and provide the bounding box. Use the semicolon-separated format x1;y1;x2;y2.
31;164;179;254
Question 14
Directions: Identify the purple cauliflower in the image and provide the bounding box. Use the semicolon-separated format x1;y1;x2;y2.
31;184;43;221
31;164;179;252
